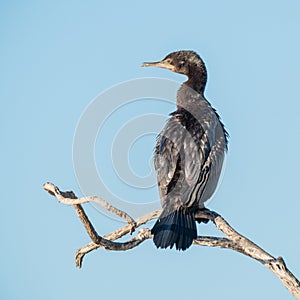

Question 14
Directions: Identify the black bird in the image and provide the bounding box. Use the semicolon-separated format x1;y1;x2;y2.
142;50;228;250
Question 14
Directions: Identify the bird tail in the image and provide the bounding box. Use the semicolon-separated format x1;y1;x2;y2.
151;208;197;251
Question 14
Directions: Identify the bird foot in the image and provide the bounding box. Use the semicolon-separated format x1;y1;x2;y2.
195;207;210;224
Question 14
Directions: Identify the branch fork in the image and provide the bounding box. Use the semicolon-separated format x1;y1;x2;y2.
43;182;300;299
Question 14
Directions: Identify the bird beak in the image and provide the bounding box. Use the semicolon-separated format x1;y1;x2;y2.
141;60;176;72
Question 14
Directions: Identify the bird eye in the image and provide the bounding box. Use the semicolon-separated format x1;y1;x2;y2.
165;58;172;64
179;60;185;67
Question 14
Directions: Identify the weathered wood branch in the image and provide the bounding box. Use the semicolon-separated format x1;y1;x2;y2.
43;182;300;299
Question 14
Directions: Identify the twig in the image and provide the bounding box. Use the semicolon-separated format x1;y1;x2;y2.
43;182;160;267
74;209;160;267
43;182;135;224
43;182;300;299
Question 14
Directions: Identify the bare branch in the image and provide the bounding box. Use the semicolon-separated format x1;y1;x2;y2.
195;209;273;260
43;182;135;224
43;182;160;267
194;210;300;299
43;183;300;299
75;209;161;268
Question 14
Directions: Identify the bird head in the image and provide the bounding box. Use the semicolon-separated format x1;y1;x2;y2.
141;50;206;78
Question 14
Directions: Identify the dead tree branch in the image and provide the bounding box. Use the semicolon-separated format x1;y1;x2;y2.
43;182;300;299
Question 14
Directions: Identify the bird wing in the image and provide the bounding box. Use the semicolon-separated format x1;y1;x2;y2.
154;116;185;199
154;109;212;206
181;112;213;206
182;118;211;186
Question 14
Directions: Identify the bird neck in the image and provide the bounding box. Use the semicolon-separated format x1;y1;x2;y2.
176;65;208;109
185;68;207;95
177;81;206;109
185;78;205;95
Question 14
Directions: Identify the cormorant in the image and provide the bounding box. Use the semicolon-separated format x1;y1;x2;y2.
142;50;228;250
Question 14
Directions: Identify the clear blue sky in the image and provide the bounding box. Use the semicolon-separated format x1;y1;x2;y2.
1;1;300;299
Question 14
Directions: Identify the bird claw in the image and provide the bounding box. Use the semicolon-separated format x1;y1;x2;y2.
195;207;211;224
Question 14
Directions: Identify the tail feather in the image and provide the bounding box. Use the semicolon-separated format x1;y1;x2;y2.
177;211;186;250
151;208;197;251
164;212;178;248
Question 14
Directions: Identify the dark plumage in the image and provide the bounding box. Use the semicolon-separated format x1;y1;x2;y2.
142;50;228;250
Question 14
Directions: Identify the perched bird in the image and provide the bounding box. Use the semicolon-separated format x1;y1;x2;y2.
142;50;228;250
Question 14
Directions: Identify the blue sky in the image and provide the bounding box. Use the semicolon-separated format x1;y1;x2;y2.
1;1;300;299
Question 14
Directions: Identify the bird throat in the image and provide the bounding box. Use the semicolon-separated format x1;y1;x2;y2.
185;71;207;95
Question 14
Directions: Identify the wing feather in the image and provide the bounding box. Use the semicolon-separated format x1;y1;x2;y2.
154;116;185;198
154;109;211;204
